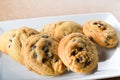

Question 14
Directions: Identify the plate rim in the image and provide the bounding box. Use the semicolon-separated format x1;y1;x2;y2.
0;12;120;80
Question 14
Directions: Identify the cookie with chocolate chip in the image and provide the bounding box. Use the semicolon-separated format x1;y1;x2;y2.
83;20;118;48
58;33;98;74
23;34;66;76
0;29;16;54
7;27;39;64
40;21;83;41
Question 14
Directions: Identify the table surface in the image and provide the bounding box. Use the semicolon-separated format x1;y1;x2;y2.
0;0;120;80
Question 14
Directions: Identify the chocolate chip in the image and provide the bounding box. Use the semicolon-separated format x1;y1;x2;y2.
31;45;36;50
77;47;83;51
42;35;49;38
9;39;12;42
98;25;101;27
75;58;80;63
106;35;112;40
12;34;16;37
84;61;91;67
46;41;51;46
98;25;106;30
42;45;49;53
105;41;110;46
8;45;11;48
72;39;76;42
31;32;36;35
54;59;58;62
89;36;94;41
106;43;110;46
103;27;106;30
9;35;15;42
42;58;47;63
100;23;104;26
93;22;98;25
75;57;83;63
79;57;83;62
71;50;77;56
33;53;37;59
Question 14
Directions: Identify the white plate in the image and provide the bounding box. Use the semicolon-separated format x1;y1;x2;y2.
0;13;120;80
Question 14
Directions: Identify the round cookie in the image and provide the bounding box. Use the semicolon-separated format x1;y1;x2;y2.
83;20;118;48
0;29;16;54
23;34;67;76
40;23;55;34
7;27;39;64
58;33;98;74
41;21;83;40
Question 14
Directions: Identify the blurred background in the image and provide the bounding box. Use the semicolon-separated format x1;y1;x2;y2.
0;0;120;80
0;0;120;21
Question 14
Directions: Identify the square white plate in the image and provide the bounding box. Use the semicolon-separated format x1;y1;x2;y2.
0;13;120;80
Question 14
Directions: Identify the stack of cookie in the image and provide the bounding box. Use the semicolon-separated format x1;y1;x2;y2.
0;20;118;76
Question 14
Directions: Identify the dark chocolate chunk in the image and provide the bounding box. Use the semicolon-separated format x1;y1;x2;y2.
102;27;106;30
9;35;15;42
71;50;77;56
93;22;98;25
105;41;110;46
42;58;47;63
12;34;16;37
42;35;49;38
98;25;106;30
46;41;51;46
77;47;83;51
106;42;110;46
31;45;36;50
106;35;112;40
75;58;80;63
8;45;11;48
42;45;49;53
33;53;37;59
9;39;12;42
79;57;83;62
54;59;58;62
100;23;104;26
72;39;76;42
31;32;36;35
75;57;83;63
98;25;101;28
84;61;91;67
89;36;94;41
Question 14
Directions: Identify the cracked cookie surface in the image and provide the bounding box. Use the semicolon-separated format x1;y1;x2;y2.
23;34;67;76
58;33;98;74
83;20;118;48
41;21;83;41
7;27;39;64
0;29;16;54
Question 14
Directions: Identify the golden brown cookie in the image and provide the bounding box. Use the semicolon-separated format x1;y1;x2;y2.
23;34;67;76
0;29;16;54
41;21;83;40
83;20;118;48
7;27;39;64
58;33;98;74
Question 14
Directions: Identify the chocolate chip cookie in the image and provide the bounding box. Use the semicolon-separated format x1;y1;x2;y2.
41;21;83;40
0;29;16;54
23;34;67;76
58;33;98;74
7;27;39;64
83;20;118;48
